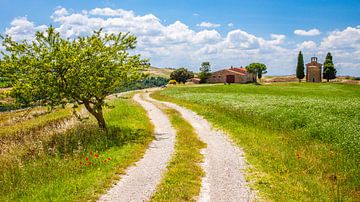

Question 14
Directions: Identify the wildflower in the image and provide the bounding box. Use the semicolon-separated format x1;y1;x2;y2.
90;151;93;155
108;157;111;161
86;157;89;161
94;153;99;158
80;162;83;165
88;162;91;166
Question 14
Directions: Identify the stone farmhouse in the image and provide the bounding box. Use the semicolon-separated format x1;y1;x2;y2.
306;57;322;82
207;66;256;84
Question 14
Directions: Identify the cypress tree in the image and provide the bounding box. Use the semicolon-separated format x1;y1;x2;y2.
323;52;337;82
296;51;305;82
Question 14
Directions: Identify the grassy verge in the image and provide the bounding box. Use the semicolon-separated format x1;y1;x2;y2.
0;107;74;137
151;83;360;201
151;106;206;201
0;96;154;201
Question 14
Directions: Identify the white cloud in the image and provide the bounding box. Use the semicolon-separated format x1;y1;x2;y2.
228;23;234;27
297;41;317;50
89;7;135;17
51;7;69;19
320;26;360;50
4;17;47;41
2;8;360;76
193;13;199;17
294;28;321;36
318;26;360;76
197;21;221;28
193;30;221;44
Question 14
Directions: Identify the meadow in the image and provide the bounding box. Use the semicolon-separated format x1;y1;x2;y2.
152;82;360;201
0;95;153;201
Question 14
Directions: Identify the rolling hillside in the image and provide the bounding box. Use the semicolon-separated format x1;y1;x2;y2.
146;67;174;78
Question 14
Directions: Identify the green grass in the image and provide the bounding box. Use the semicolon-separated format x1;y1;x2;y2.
0;96;154;201
151;106;206;201
152;83;360;201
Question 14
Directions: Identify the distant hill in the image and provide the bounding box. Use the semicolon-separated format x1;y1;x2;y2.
146;67;174;78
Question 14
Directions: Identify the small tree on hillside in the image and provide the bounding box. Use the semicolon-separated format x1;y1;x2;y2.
1;27;148;129
199;61;211;83
246;63;267;82
296;51;305;82
323;52;336;82
170;68;194;83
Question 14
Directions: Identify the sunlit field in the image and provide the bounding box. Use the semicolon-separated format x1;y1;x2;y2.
152;82;360;201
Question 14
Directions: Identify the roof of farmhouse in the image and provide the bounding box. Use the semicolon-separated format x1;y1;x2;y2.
213;67;249;76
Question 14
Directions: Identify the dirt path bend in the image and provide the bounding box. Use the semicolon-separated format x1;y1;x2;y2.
99;94;176;202
146;93;256;202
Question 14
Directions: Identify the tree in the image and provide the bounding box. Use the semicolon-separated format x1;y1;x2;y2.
199;62;211;83
170;67;194;83
1;27;148;129
296;51;305;82
245;63;267;82
323;52;336;82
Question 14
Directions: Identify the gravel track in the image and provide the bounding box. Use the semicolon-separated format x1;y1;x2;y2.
146;93;256;202
99;93;176;202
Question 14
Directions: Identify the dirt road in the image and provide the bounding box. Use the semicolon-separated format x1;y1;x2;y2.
99;94;176;201
145;93;256;202
100;92;255;201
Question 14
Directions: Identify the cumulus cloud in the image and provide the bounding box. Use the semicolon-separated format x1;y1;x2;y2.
4;17;47;41
2;7;360;76
294;28;321;36
297;41;317;50
197;21;221;28
320;26;360;50
318;26;360;75
51;7;69;19
228;23;234;27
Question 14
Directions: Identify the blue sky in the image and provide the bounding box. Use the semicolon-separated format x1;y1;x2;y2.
1;0;360;76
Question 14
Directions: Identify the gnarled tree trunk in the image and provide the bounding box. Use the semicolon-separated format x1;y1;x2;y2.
83;101;107;129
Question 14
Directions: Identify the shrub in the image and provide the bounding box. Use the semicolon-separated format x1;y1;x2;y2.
168;80;177;85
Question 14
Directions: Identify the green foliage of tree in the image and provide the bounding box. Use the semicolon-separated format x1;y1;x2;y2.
199;61;211;83
170;67;194;83
246;63;267;82
0;27;148;129
296;51;305;82
323;52;337;82
0;59;13;88
115;76;169;92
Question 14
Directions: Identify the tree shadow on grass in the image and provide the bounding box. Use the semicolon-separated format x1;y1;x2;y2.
46;123;150;158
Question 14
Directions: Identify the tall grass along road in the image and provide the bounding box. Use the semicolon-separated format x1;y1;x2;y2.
99;93;176;201
0;95;154;201
147;93;256;201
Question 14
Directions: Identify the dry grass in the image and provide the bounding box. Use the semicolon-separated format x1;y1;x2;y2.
146;66;174;78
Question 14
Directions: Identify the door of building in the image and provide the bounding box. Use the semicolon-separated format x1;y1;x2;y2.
226;75;235;83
